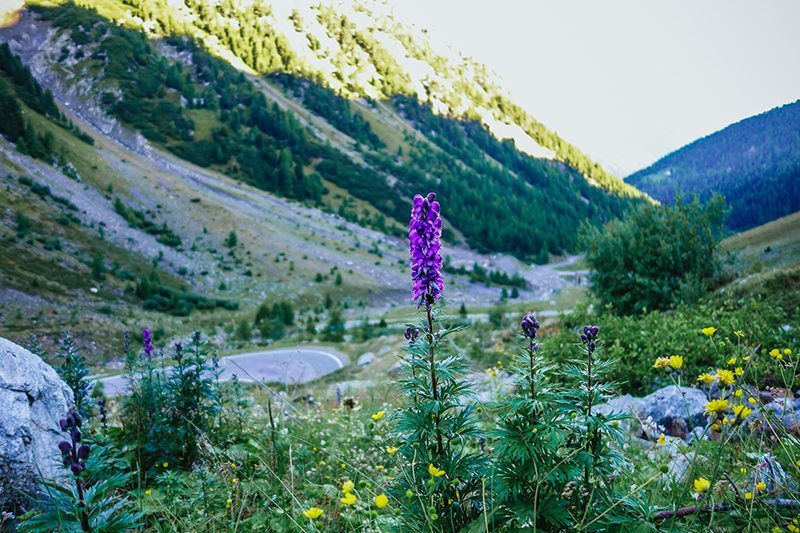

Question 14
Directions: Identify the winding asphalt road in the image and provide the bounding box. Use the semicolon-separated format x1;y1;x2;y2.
96;347;348;396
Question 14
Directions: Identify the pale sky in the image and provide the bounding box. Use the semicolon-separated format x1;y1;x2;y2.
391;1;800;176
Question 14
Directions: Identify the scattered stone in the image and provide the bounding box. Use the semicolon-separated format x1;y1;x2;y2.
357;352;375;366
595;394;643;432
0;337;73;513
637;385;708;434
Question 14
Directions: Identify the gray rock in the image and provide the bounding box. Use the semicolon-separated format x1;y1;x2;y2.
595;394;643;432
357;352;375;366
760;398;800;432
0;337;73;512
638;385;708;434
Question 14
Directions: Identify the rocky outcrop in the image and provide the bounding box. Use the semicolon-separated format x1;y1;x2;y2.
0;337;73;513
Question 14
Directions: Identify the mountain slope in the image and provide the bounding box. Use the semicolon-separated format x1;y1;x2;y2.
627;100;800;231
4;0;646;261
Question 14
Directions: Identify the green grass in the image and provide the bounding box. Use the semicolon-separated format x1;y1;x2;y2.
722;210;800;271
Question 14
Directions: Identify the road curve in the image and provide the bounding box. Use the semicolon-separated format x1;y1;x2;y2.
97;347;348;396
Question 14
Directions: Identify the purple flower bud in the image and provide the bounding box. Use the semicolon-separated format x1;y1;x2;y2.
77;444;90;460
59;418;68;431
403;327;420;343
71;427;81;443
409;193;444;307
72;411;82;428
71;463;82;476
58;441;72;454
520;314;540;339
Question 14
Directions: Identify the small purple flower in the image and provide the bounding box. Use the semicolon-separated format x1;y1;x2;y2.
403;327;420;343
520;314;540;340
581;325;600;353
57;407;89;476
142;328;154;356
409;193;444;307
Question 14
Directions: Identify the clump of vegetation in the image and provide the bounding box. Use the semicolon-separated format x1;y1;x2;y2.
133;271;237;316
113;198;182;248
583;195;728;315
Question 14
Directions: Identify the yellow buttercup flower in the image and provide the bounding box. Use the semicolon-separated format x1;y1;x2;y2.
732;405;752;419
716;369;735;386
386;446;398;454
657;433;666;446
727;357;737;366
769;348;783;360
784;348;792;356
705;398;729;414
371;410;385;421
748;397;757;404
668;355;683;370
652;357;670;369
734;367;744;377
374;493;389;509
340;492;357;505
702;327;717;337
342;480;355;493
734;330;745;338
755;481;766;492
162;461;169;468
697;373;715;385
740;467;747;474
428;463;445;477
694;477;711;493
226;498;232;508
744;491;753;500
303;507;323;519
734;389;743;397
145;489;152;495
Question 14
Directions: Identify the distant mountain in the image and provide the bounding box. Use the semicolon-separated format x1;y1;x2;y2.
1;0;646;262
627;100;800;231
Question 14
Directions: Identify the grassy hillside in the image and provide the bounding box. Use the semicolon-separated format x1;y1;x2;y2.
627;100;800;231
9;0;646;261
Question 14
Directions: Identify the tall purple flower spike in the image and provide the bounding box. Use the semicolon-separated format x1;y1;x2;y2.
142;328;154;356
409;192;444;307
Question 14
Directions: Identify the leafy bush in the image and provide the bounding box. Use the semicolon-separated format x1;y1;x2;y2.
583;195;727;315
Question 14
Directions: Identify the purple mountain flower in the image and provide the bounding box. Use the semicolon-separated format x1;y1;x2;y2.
409;193;444;307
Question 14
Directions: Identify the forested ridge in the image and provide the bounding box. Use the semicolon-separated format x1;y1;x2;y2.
627;100;800;231
16;0;646;259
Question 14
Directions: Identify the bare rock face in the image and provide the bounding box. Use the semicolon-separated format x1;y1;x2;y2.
0;337;73;513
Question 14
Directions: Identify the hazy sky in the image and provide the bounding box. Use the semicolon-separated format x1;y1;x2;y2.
391;0;800;176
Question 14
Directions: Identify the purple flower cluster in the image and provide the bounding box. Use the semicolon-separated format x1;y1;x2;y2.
521;313;541;352
58;408;90;476
409;193;443;307
520;314;540;339
581;325;600;354
142;328;154;356
403;327;420;344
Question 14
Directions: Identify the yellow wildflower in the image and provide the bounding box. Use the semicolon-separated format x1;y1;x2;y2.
374;493;389;509
668;355;683;370
226;498;232;508
734;330;745;338
340;492;357;505
657;433;666;446
162;461;169;468
303;507;324;520
386;446;398;454
694;477;711;493
789;524;800;533
744;491;753;500
145;489;152;495
748;397;757;404
705;398;729;415
716;369;735;386
734;389;743;397
769;348;783;360
732;405;752;419
428;463;445;477
232;478;238;484
653;357;670;369
727;357;737;366
740;467;747;474
697;373;715;385
342;480;355;493
341;463;346;469
785;348;792;356
734;367;745;377
371;410;385;421
755;481;766;492
197;509;204;515
702;327;717;337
